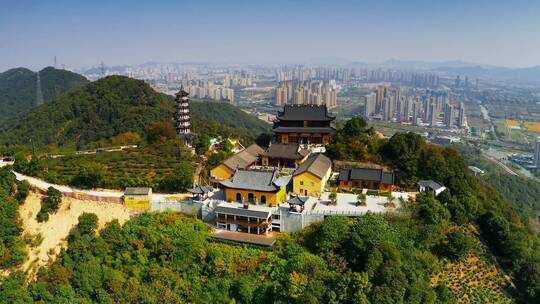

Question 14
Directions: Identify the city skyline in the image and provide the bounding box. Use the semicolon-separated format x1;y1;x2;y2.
1;0;540;71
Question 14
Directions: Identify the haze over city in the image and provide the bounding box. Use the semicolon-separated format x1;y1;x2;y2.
1;0;540;70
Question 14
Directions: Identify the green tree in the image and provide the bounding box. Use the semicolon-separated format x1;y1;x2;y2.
77;213;99;236
443;230;474;261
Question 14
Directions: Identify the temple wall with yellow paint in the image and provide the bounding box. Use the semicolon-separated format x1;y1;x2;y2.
124;194;152;211
293;170;331;197
338;180;395;192
224;187;286;206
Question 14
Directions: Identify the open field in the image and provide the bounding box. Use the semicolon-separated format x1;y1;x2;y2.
524;121;540;132
40;144;192;190
19;192;137;278
504;119;520;127
431;226;514;304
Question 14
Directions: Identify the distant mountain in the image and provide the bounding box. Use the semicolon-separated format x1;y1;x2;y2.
432;65;540;83
382;58;485;69
0;67;88;121
0;76;269;147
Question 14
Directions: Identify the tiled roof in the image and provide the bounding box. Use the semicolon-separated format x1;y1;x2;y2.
277;105;335;121
219;168;281;192
187;185;212;194
261;143;310;160
293;153;332;179
418;180;444;190
271;126;336;134
339;168;395;184
124;187;152;195
285;195;310;206
222;143;264;171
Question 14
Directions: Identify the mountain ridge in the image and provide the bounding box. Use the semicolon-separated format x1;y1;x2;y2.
0;75;269;147
0;67;88;121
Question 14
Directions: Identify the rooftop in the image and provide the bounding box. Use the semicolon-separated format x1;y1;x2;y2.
284;195;310;206
219;168;282;192
211;229;277;246
276;104;335;121
293;153;332;179
124;187;152;195
338;167;395;184
418;180;445;190
215;202;273;218
261;143;310;160
222;143;264;171
271;126;336;134
187;185;212;195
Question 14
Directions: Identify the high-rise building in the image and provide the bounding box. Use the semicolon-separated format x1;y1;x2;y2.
444;103;453;128
275;80;338;108
364;92;376;118
458;102;465;128
412;101;418;126
174;87;193;145
455;75;461;87
534;137;540;168
429;101;437;127
376;84;386;112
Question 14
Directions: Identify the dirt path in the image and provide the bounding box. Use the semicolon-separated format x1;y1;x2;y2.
19;192;137;279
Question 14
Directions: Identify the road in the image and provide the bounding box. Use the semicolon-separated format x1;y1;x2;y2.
12;171;186;202
481;155;518;176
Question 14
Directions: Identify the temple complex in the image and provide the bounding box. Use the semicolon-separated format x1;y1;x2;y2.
272;104;336;145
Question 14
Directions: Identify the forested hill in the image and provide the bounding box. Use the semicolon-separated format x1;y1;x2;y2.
190;100;270;137
0;67;88;121
0;75;269;147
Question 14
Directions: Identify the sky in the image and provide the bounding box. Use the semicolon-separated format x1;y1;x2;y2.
1;0;540;71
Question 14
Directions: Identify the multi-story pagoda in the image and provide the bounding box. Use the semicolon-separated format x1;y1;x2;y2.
174;86;193;145
272;104;335;145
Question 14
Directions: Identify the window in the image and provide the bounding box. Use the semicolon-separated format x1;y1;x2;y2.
261;195;267;204
310;182;314;186
248;193;255;203
236;192;242;202
300;181;304;186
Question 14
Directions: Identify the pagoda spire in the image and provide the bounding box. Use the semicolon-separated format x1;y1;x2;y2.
174;86;193;146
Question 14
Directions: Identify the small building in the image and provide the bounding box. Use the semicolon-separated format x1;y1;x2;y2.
219;168;289;206
418;180;446;196
338;168;395;192
210;144;265;180
215;202;272;235
468;166;485;177
260;143;310;168
124;187;152;210
272;105;336;145
292;153;332;197
187;185;212;201
284;195;310;213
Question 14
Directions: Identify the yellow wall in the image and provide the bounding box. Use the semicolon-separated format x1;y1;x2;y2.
224;187;286;206
261;156;269;166
338;180;395;192
293;171;326;197
210;164;234;180
124;195;151;211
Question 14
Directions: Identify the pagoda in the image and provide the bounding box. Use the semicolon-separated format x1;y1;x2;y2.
174;86;194;145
